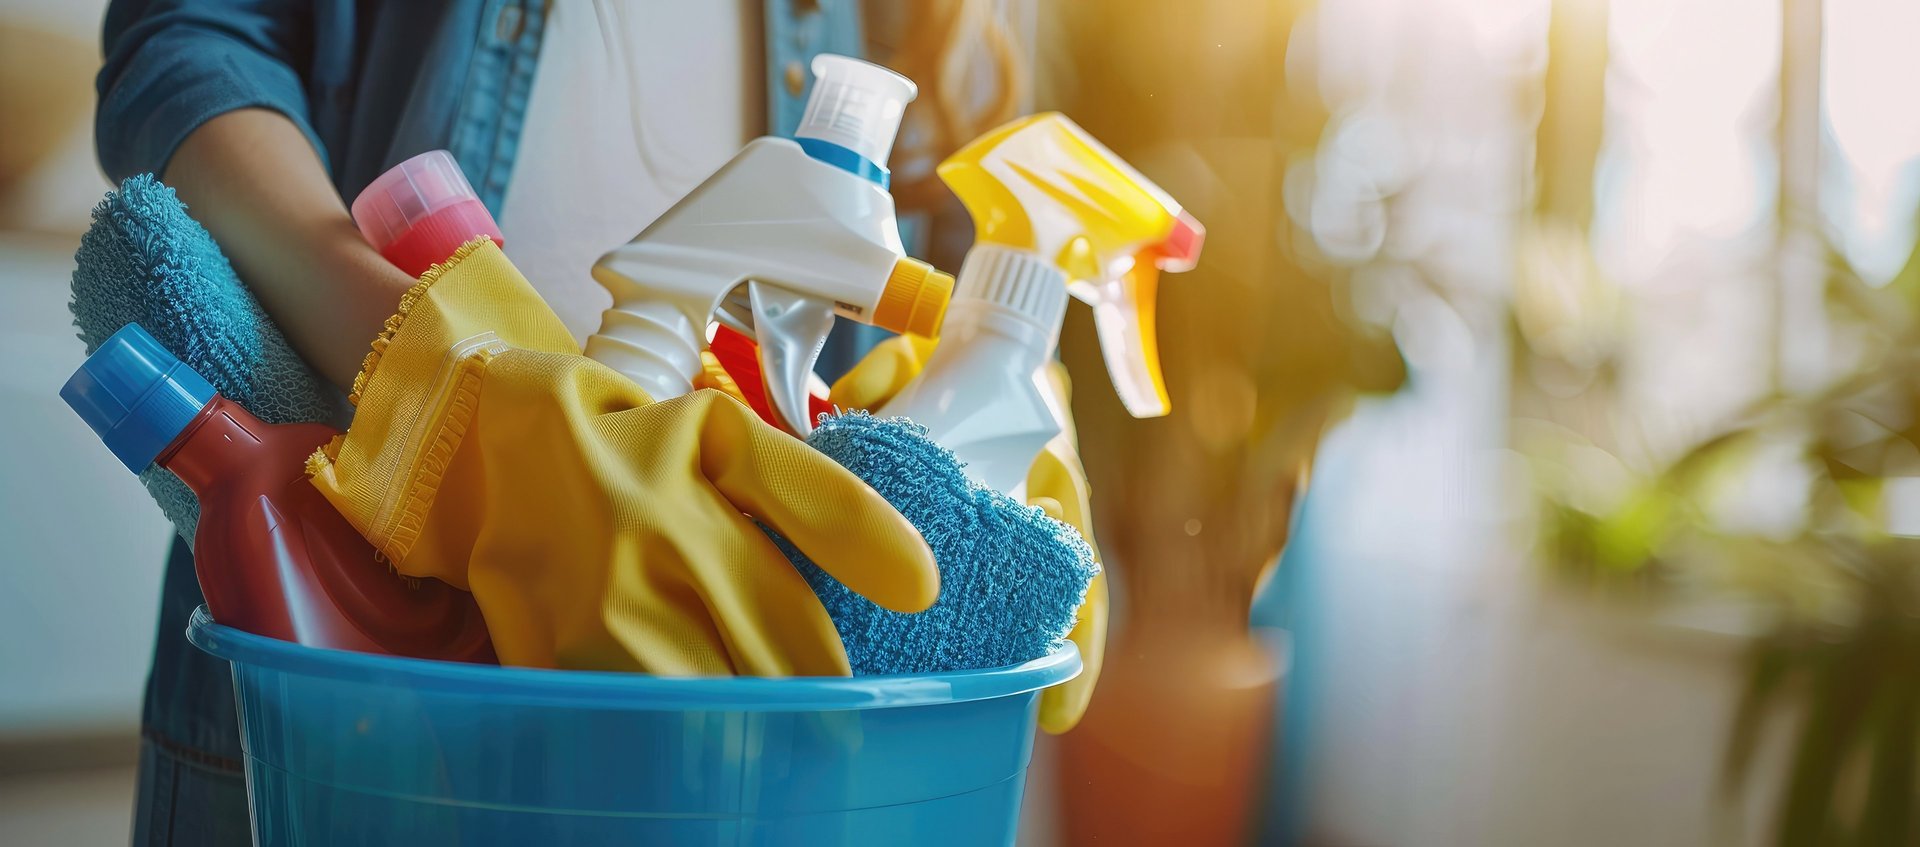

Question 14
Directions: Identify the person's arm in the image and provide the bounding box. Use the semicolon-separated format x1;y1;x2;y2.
164;109;416;388
97;0;413;388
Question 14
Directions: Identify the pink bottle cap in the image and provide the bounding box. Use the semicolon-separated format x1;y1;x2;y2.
350;150;503;277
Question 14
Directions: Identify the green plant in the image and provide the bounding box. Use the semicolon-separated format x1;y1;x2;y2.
1519;233;1920;843
1724;543;1920;845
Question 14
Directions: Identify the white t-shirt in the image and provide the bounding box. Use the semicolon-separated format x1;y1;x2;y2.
499;1;761;342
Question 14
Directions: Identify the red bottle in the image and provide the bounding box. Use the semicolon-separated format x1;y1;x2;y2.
63;324;494;661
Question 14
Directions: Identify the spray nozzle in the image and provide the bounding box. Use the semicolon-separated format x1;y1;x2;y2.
588;55;942;439
937;113;1204;419
794;54;918;170
1151;210;1206;273
751;54;930;432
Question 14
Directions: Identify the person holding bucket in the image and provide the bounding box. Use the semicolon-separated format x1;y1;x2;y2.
96;1;1103;843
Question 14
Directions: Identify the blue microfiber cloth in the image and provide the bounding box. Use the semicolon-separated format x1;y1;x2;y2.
782;413;1099;675
69;175;342;542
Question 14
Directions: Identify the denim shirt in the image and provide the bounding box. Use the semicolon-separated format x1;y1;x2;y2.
98;0;867;214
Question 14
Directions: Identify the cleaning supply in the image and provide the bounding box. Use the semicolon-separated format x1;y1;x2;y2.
350;150;505;277
784;413;1098;675
832;338;1108;733
878;248;1068;491
586;55;954;435
879;113;1205;491
62;323;493;661
947;112;1201;419
306;238;939;676
708;324;833;430
69;174;340;542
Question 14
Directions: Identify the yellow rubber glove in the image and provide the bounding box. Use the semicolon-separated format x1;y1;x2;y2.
309;241;938;676
830;335;1108;733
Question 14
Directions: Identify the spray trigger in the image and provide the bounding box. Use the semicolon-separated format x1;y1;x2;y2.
1081;258;1171;418
747;281;836;435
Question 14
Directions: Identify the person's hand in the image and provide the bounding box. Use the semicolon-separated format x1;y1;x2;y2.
831;335;1107;733
310;241;938;676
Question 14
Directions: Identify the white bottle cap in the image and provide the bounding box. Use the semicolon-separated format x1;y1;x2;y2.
953;245;1069;331
795;55;918;167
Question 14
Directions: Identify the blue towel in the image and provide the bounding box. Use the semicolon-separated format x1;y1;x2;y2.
69;175;341;542
783;413;1099;675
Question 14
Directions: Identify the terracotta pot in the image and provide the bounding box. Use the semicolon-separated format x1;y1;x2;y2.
1058;622;1280;846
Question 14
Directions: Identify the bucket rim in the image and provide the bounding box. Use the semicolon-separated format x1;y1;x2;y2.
186;606;1081;711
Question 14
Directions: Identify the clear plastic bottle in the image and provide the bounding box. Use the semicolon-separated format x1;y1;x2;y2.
351;150;504;277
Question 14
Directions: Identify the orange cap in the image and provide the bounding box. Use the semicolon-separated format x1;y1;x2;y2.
872;257;953;338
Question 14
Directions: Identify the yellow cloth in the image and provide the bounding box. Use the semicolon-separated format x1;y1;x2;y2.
830;335;1109;733
308;240;938;676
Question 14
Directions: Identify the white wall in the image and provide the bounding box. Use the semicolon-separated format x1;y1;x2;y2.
0;232;170;738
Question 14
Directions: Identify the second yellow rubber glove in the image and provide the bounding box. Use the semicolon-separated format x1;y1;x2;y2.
309;241;939;676
830;335;1108;733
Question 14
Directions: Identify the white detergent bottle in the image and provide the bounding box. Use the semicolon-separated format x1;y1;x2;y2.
586;55;952;435
881;246;1069;492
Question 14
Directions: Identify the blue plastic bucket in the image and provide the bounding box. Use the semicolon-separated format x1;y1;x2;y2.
186;607;1079;845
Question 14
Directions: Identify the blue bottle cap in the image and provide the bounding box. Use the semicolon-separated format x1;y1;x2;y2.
61;324;217;473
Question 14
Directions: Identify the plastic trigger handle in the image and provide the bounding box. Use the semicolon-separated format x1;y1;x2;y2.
1089;260;1171;418
747;281;837;435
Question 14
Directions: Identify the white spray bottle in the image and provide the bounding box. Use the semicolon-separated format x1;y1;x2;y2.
586;55;953;435
880;113;1204;493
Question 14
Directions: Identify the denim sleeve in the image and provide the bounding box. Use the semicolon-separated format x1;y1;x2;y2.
96;0;322;181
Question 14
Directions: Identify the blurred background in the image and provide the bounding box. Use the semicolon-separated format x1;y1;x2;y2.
5;0;1920;844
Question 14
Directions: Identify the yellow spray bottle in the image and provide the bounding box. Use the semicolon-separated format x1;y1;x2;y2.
880;113;1203;492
